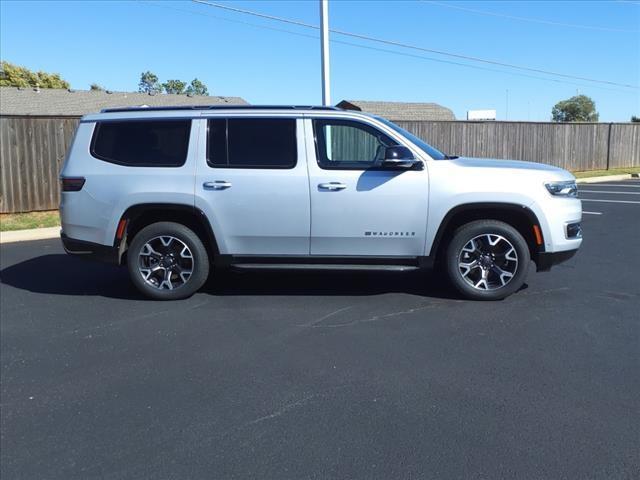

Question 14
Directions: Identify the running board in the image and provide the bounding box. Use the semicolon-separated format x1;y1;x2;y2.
231;263;420;272
214;255;434;271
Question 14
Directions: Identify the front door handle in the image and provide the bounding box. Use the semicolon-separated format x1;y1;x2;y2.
203;181;232;190
318;182;347;191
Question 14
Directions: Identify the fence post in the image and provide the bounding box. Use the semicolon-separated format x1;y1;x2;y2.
606;122;612;171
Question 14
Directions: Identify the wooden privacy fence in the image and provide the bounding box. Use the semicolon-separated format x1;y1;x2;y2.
1;116;79;214
395;121;640;172
0;116;639;213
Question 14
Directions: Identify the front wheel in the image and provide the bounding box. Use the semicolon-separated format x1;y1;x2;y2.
445;220;530;301
127;222;209;300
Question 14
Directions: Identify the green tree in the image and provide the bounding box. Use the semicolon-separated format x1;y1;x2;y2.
138;71;161;94
163;79;187;95
631;116;640;123
551;95;599;122
90;83;105;91
0;60;70;89
185;78;209;96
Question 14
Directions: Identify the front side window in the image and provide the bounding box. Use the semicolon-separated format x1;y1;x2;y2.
313;119;398;169
374;116;447;160
91;120;191;167
207;118;297;169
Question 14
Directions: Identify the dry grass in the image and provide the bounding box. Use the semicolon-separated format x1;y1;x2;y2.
573;167;640;179
0;211;60;232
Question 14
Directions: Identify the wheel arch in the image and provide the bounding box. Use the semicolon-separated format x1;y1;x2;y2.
117;203;219;263
429;202;544;266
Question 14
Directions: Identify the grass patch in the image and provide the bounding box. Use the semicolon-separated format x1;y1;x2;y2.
573;167;640;179
0;211;60;232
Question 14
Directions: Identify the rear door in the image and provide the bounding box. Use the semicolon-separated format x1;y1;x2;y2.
194;116;310;255
305;116;429;257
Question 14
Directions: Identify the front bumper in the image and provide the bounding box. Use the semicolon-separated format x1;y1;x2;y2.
529;197;582;253
536;248;579;272
61;232;119;264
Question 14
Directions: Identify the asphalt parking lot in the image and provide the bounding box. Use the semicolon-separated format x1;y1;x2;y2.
1;179;638;479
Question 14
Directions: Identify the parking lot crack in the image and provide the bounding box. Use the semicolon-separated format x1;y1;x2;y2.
59;299;213;337
312;302;446;329
297;305;354;327
245;392;320;427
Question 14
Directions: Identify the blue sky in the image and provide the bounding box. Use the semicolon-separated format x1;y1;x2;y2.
1;0;638;121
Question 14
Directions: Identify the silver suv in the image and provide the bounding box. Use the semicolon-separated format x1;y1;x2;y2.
60;106;582;300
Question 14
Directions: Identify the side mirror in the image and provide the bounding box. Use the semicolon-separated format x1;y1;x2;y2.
381;146;421;169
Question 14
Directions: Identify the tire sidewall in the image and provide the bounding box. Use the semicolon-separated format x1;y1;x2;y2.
127;222;209;300
446;220;530;301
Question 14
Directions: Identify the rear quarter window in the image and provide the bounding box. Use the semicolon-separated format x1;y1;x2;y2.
91;119;191;167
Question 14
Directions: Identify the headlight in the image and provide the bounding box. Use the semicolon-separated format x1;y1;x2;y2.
545;180;577;197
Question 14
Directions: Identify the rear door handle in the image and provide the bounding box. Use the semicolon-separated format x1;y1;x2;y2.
203;181;232;190
318;182;347;191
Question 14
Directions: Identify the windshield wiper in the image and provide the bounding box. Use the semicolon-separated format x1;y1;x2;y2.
444;154;459;160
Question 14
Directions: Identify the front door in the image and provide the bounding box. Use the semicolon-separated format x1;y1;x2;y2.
306;117;429;257
195;117;310;255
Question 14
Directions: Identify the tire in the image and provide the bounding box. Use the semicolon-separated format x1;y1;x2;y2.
445;220;530;301
127;222;209;300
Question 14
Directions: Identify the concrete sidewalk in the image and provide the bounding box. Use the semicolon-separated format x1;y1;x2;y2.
0;227;60;244
576;173;638;184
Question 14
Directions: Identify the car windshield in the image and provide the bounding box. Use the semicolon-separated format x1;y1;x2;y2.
374;116;448;160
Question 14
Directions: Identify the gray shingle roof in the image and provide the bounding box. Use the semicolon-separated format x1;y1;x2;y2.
0;87;249;116
336;100;455;121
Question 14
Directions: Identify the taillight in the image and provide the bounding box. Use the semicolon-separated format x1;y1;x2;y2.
61;177;85;192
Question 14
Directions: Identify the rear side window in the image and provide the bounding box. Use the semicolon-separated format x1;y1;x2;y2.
91;120;191;167
207;118;297;169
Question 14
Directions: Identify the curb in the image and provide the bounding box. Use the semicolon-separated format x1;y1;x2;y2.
576;174;638;184
0;227;60;244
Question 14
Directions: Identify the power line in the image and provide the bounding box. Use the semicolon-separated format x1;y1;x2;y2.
141;1;635;93
146;0;635;94
141;0;320;42
190;0;638;89
142;1;635;93
421;1;639;33
330;36;636;95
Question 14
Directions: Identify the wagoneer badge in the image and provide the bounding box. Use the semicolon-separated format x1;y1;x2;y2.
365;232;416;237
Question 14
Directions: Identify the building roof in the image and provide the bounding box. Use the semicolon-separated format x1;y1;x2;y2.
0;87;249;116
336;99;455;121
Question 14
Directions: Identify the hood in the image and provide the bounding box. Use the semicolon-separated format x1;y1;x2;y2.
449;156;574;182
451;156;567;173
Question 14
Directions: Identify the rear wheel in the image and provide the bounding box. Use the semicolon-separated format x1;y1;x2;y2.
445;220;530;300
127;222;209;300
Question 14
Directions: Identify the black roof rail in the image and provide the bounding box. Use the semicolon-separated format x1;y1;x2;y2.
100;105;342;113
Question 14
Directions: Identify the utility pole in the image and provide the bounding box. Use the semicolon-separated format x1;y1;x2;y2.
320;0;331;106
